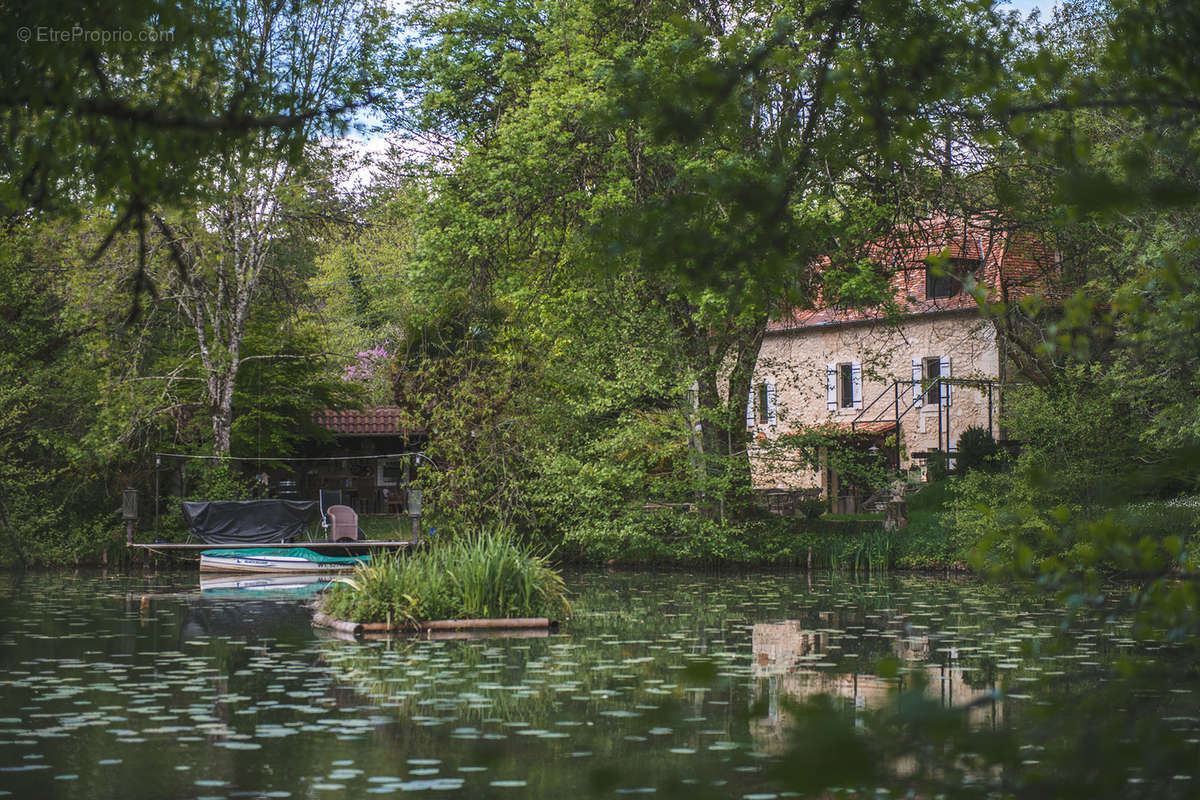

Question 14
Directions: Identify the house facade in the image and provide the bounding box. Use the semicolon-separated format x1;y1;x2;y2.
745;218;1049;501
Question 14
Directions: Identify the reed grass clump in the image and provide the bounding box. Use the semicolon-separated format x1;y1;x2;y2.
320;528;570;626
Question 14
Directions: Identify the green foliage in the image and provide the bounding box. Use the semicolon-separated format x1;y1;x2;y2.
0;0;401;564
555;506;946;571
392;0;1022;520
2;0;398;238
905;479;954;513
182;461;254;502
0;203;372;564
926;450;950;482
0;221;124;565
773;423;891;496
392;313;537;531
1107;242;1200;455
955;425;1000;474
321;528;570;624
311;191;421;405
1004;375;1144;505
797;497;826;520
895;510;959;568
896;480;962;568
562;510;765;565
1119;497;1200;567
231;312;361;459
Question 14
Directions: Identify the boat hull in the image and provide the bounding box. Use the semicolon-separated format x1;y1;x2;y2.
199;554;359;573
200;574;334;592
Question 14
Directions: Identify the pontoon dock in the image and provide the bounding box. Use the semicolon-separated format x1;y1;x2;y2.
127;540;414;552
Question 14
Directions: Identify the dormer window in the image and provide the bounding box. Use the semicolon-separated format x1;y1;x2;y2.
926;257;981;299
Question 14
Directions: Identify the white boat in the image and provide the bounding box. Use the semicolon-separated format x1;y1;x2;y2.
200;573;333;593
199;547;368;573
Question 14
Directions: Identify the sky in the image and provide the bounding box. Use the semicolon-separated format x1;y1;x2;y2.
1006;0;1054;17
339;0;1061;189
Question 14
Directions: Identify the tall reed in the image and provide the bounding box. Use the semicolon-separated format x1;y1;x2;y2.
321;528;570;626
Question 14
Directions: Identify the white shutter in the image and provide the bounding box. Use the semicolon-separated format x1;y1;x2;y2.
746;389;756;428
851;362;863;409
826;364;837;411
766;382;777;426
912;359;923;407
940;355;951;406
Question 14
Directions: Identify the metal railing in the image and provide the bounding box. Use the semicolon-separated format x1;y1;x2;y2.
850;378;941;470
850;377;1003;470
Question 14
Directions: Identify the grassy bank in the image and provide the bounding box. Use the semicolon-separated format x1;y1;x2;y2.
892;480;963;568
555;482;966;570
320;529;570;626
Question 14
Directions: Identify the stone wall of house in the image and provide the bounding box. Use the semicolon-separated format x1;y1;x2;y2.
748;310;1000;491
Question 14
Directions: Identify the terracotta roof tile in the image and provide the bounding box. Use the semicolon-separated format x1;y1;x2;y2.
314;407;409;436
768;217;1057;333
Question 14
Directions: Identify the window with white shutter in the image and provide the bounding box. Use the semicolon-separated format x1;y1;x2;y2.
826;364;837;411
918;356;951;407
838;363;853;408
833;362;862;410
922;356;941;406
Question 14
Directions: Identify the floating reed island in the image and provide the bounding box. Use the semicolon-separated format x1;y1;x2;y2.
312;529;570;636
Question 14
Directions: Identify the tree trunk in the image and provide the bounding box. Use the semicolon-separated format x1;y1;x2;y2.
211;373;236;456
722;312;769;513
675;303;770;519
155;179;270;460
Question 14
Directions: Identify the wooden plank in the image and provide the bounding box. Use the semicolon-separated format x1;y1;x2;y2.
316;627;551;642
126;540;413;551
356;617;552;633
422;617;551;631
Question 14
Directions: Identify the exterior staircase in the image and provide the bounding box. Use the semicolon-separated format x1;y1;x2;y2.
859;481;924;514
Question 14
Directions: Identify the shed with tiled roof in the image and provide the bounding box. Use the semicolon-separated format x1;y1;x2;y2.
313;407;411;437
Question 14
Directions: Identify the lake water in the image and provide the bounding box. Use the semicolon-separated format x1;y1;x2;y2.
0;570;1193;798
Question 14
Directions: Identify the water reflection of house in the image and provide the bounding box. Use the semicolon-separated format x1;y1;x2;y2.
755;621;827;667
751;619;1002;750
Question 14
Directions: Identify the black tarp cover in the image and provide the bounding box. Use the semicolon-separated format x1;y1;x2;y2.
181;500;320;544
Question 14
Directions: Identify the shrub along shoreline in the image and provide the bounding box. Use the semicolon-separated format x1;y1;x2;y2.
550;515;965;571
559;483;1200;574
15;484;1195;575
544;481;964;570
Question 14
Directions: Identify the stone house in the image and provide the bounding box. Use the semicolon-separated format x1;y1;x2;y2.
745;217;1051;504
